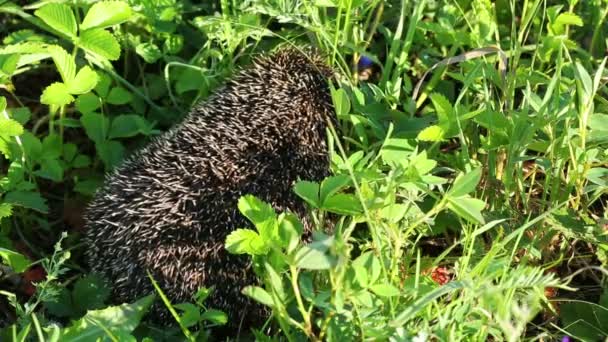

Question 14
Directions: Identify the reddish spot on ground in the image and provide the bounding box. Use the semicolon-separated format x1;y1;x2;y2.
20;265;47;297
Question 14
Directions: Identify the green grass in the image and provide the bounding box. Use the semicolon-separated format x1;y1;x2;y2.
0;0;607;341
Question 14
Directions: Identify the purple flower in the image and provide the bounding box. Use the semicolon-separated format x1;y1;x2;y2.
561;336;571;342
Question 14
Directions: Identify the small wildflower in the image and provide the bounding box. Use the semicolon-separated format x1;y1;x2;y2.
430;266;451;285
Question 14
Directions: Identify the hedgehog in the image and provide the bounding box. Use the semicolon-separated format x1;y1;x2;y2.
83;47;336;332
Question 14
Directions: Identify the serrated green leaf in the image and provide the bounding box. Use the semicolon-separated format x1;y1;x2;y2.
430;93;453;126
79;28;121;61
34;3;77;38
320;174;350;203
135;42;162;63
4;190;49;213
0;203;13;219
48;45;76;83
80;1;132;30
67;66;98;95
238;195;276;227
322;193;363;215
59;295;154;341
225;228;268;255
417;125;445;141
555;12;583;27
0;118;24;138
40;82;74;106
294;181;320;207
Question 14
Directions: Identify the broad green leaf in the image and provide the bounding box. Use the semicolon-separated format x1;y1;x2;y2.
163;34;183;54
242;286;274;307
41;134;62;159
379;203;408;223
0;118;24;138
97;140;124;170
554;12;583;27
34;158;63;182
79;29;121;61
94;72;112;98
370;283;400;297
265;263;285;300
48;45;76;83
319;174;350;203
67;66;98;94
237;195;277;240
40;82;74;106
59;295;154;341
293;181;320;207
417;125;445;142
352;252;381;285
200;309;227;325
0;248;30;273
4;190;49;213
448;167;482;197
574;61;593;98
322;193;363;215
76;93;101;113
0;54;19;76
560;294;608;341
430;92;453;126
135;42;162;64
80;1;132;30
173;303;200;328
7;107;32;125
447;196;486;224
225;228;268;255
109;114;148;139
80;112;109;144
589;113;608;131
295;236;337;270
278;213;303;253
332;87;351;117
34;3;77;38
72;274;111;313
380;138;415;166
106;87;132;105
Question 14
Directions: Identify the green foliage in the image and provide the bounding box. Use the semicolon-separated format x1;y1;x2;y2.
0;0;607;340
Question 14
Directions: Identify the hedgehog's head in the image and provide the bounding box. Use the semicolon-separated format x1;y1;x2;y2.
254;46;337;124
